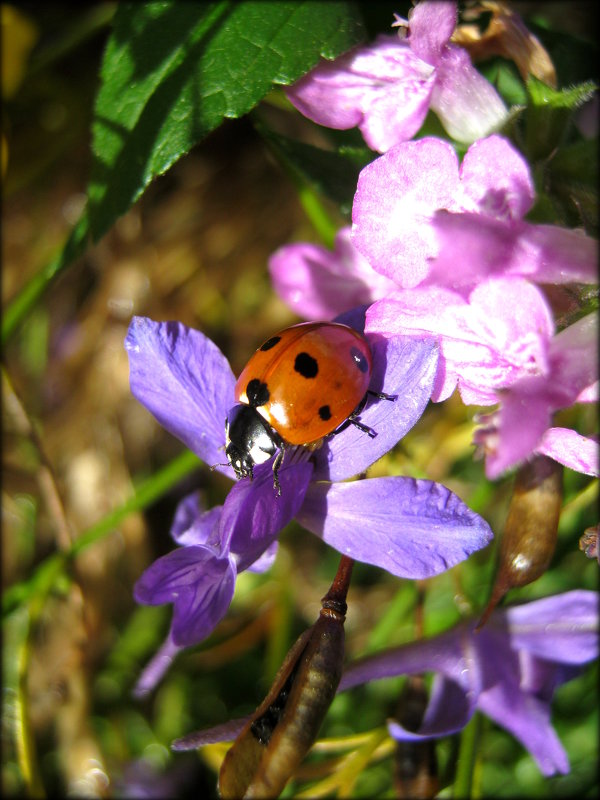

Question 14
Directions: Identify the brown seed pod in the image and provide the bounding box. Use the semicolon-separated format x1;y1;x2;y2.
218;556;353;799
478;455;563;629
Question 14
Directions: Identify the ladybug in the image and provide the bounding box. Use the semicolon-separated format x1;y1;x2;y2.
225;322;394;494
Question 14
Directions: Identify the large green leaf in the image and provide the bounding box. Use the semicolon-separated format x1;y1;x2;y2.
88;0;364;240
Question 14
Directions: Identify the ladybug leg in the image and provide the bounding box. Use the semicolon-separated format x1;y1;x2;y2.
272;443;285;496
329;391;397;440
367;389;397;401
348;416;377;438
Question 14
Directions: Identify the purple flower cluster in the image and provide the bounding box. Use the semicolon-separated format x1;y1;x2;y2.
126;309;493;693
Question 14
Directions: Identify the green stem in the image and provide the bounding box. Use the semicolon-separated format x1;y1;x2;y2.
2;449;202;616
296;182;338;248
453;711;483;799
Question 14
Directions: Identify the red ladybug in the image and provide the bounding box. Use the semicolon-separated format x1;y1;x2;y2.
225;322;394;493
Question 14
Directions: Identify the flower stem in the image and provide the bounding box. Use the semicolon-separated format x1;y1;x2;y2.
453;710;483;799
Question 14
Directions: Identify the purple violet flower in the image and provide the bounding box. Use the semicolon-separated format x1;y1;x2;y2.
174;590;599;778
125;312;494;692
286;0;508;152
351;135;598;290
340;590;599;777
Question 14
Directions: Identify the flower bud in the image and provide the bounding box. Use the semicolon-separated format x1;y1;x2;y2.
218;557;353;798
478;455;562;628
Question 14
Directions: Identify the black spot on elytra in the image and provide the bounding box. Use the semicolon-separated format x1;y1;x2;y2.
260;335;281;352
350;346;369;373
294;352;318;379
319;405;332;421
246;378;270;407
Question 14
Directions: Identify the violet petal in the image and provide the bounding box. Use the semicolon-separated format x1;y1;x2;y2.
134;634;183;698
125;317;236;478
339;627;467;692
297;477;493;578
171;494;223;549
388;674;475;741
221;461;314;571
172;717;249;751
500;590;600;664
134;546;236;647
477;673;570;776
312;335;438;482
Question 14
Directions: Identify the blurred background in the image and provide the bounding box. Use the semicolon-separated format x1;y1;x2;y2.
2;3;598;797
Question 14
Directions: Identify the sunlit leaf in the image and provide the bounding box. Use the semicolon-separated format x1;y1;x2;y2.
88;0;364;240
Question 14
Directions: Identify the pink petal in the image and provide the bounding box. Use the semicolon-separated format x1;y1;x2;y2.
357;74;434;152
537;428;599;476
352;138;461;285
268;228;395;320
485;391;554;479
515;223;599;284
548;313;598;401
459;135;535;220
431;46;508;143
429;213;599;289
407;0;457;64
366;278;555;405
286;35;435;152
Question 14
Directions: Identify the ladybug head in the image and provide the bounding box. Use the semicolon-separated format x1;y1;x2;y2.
225;404;281;481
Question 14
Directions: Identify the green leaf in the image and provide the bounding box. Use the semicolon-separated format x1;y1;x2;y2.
256;120;372;216
524;76;597;161
88;0;364;240
548;137;599;233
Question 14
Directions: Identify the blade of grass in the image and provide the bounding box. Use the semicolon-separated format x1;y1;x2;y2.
3;606;46;798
